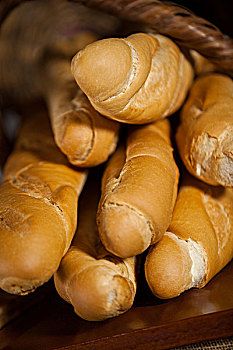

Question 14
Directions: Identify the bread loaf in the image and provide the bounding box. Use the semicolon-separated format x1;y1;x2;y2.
71;32;193;124
97;119;179;258
44;59;120;167
145;176;233;299
176;73;233;187
0;109;87;295
54;170;136;321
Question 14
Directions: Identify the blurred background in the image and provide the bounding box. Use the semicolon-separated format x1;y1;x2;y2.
175;0;232;37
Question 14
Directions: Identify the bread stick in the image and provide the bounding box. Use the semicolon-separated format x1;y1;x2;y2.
0;109;87;295
97;119;179;258
145;176;233;299
44;59;120;167
176;73;233;187
71;32;193;124
54;170;136;321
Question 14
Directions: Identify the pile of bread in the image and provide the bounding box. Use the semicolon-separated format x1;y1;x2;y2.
0;1;232;322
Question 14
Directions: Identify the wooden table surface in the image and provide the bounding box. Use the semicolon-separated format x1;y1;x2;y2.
0;256;233;350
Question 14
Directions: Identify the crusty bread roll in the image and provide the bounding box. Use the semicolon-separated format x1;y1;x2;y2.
0;109;87;295
176;73;233;187
97;119;179;258
44;59;120;167
54;170;136;321
71;32;193;124
145;176;233;299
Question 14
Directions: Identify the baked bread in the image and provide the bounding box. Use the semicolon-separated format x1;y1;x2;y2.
97;119;179;258
145;176;233;299
54;169;136;321
0;109;87;295
44;59;120;167
71;32;193;124
176;73;233;187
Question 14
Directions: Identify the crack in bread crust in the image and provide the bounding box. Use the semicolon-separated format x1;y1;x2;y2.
7;165;78;245
93;38;139;103
103;201;155;246
165;232;207;288
202;193;231;253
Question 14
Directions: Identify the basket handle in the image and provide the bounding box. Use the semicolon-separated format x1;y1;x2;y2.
73;0;233;76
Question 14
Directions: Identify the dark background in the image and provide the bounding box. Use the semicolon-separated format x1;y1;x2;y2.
175;0;232;37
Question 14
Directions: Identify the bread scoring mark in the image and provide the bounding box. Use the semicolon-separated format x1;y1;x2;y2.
121;34;184;121
190;133;218;183
94;38;139;103
101;255;127;275
10;169;67;213
0;207;30;235
122;45;163;114
126;152;166;163
60;106;94;163
190;128;233;186
202;193;231;253
9;169;73;245
186;238;207;288
107;274;135;316
104;201;155;247
11;172;53;200
165;232;207;288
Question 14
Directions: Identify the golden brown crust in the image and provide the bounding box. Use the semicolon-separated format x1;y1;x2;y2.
0;109;87;295
145;176;233;299
97;119;179;258
54;171;136;321
44;59;120;167
176;73;233;187
71;32;193;124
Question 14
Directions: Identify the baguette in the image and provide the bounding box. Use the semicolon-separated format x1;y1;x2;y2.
44;59;120;167
145;176;233;299
0;109;87;295
97;119;179;258
71;32;193;124
176;73;233;187
54;170;136;321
